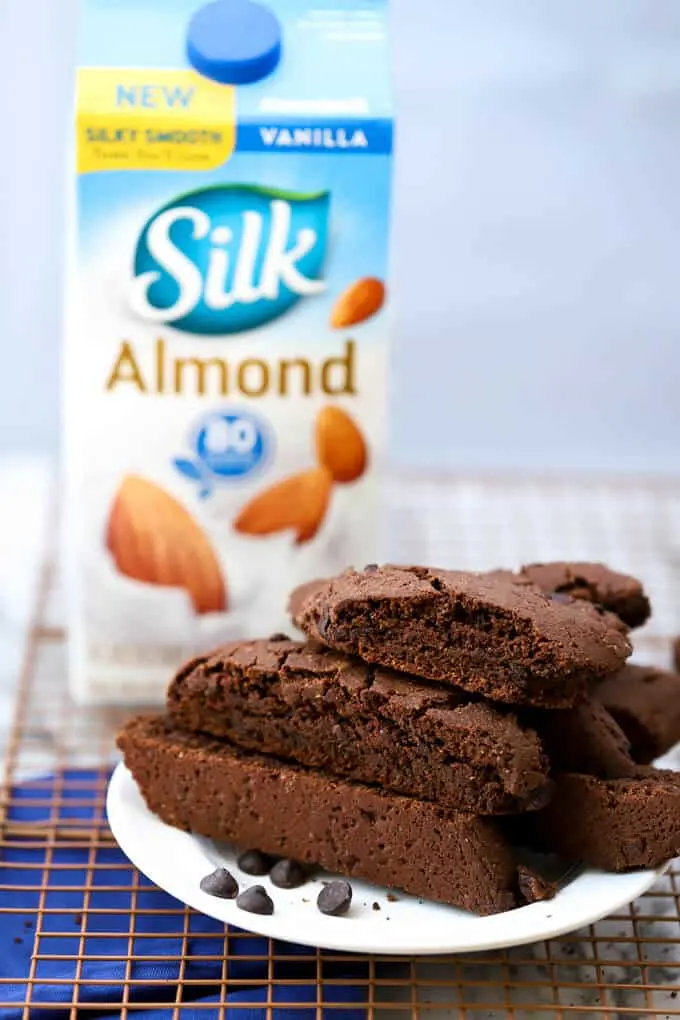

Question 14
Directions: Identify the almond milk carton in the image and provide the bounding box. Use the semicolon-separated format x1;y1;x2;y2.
65;0;393;703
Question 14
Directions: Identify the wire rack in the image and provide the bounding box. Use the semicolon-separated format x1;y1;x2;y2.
2;473;680;1018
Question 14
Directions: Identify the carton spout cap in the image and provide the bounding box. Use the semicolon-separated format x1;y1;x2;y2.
187;0;282;85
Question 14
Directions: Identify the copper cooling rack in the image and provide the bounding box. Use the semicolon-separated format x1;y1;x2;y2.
2;474;680;1017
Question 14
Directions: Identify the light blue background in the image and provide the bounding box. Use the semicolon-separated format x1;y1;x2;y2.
2;0;680;474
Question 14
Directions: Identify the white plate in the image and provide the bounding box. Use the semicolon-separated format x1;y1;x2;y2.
107;762;670;955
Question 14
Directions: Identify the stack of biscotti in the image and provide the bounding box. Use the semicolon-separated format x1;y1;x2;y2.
118;561;680;917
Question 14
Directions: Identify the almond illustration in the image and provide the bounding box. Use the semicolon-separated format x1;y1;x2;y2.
234;467;332;545
315;405;368;483
330;277;385;328
106;475;227;615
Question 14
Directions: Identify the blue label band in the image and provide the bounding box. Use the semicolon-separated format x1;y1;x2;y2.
237;120;393;155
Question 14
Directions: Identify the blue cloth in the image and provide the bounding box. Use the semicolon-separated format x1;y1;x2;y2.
0;770;368;1019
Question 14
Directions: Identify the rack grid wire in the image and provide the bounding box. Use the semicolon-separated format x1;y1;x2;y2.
2;473;680;1018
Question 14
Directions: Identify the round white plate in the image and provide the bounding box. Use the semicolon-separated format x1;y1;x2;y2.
107;762;669;955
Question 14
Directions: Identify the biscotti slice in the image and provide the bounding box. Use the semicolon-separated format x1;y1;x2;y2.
297;562;650;632
290;565;631;708
595;664;680;763
512;562;651;629
118;715;526;915
517;770;680;871
528;700;638;779
167;638;551;814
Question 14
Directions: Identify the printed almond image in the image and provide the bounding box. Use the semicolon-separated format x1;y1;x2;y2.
315;405;368;483
106;475;227;614
330;277;385;328
234;467;333;545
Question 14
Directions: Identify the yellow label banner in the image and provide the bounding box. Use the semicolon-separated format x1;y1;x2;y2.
77;68;236;173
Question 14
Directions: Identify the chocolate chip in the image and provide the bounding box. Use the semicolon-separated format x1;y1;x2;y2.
372;901;380;911
269;632;290;642
237;849;275;875
317;880;352;916
200;867;238;899
236;885;274;915
364;563;379;573
549;592;573;605
270;858;307;889
517;867;557;904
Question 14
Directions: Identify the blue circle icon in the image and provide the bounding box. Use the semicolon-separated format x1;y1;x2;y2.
195;410;269;478
173;409;272;497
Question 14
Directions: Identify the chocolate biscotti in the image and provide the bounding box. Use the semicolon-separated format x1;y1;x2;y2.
168;637;551;814
529;700;639;779
595;664;680;763
118;715;529;915
519;769;680;871
512;562;651;629
291;565;631;707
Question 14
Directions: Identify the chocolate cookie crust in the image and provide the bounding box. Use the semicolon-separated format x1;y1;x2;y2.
168;638;551;814
291;566;631;708
118;715;527;915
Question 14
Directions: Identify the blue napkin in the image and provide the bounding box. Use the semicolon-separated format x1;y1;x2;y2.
0;770;369;1019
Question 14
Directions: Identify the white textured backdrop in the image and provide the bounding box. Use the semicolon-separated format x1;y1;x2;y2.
1;0;680;473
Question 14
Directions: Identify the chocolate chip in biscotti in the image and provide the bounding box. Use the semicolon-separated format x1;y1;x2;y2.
270;858;307;889
269;633;290;642
512;846;583;904
199;867;238;899
317;880;353;916
236;885;274;915
517;865;559;903
291;565;631;708
237;849;276;875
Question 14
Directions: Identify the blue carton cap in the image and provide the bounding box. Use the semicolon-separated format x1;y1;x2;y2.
187;0;282;86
